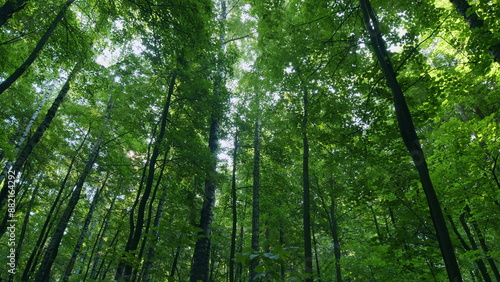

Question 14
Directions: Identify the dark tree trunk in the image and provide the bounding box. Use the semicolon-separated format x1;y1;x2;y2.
85;195;117;281
464;205;500;280
116;75;175;280
190;117;219;282
0;64;79;215
62;174;108;282
331;199;342;282
33;95;112;281
449;0;500;64
250;119;261;281
312;224;321;281
170;236;183;278
21;127;90;281
0;0;29;28
359;1;462;281
141;147;170;280
0;0;75;95
302;86;313;282
229;136;238;282
458;212;491;281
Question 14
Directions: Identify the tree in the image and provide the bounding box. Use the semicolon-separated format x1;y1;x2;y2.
359;0;462;280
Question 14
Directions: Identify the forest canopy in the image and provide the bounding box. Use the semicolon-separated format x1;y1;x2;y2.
0;0;499;281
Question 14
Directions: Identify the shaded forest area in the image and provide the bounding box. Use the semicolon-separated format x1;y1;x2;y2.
0;0;499;281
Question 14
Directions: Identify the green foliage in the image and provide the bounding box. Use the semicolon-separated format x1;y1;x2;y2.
0;0;499;281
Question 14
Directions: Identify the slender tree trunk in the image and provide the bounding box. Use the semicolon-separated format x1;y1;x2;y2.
331;199;342;282
136;145;170;281
0;0;30;28
170;235;183;278
141;147;170;280
0;0;75;95
312;224;321;281
448;0;500;64
62;173;108;282
0;64;79;224
370;205;382;242
301;86;313;282
236;204;246;281
250;119;261;281
85;195;117;281
229;136;238;282
33;94;112;282
21;127;90;281
359;1;462;280
464;205;500;280
457;212;491;281
116;75;175;280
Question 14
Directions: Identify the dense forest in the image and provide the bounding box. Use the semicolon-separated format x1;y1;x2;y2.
0;0;499;281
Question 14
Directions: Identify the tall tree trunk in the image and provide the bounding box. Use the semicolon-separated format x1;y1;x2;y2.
0;0;75;95
21;127;90;281
0;64;79;219
190;0;226;280
449;0;500;64
302;86;314;282
250;119;261;281
190;117;219;282
312;224;322;281
62;173;108;282
464;205;500;280
229;135;238;282
170;235;183;278
33;94;112;282
330;198;342;282
359;1;462;281
458;212;491;281
0;0;30;28
85;195;117;281
116;75;175;280
141;147;170;280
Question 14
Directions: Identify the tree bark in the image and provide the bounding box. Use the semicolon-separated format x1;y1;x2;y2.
0;64;79;214
302;86;314;282
250;119;261;281
229;136;238;282
0;0;75;95
359;0;462;281
0;0;30;28
449;0;500;64
33;94;112;281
